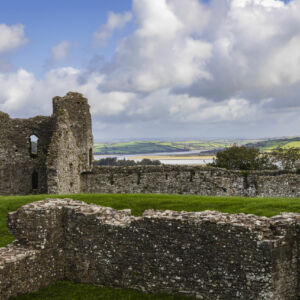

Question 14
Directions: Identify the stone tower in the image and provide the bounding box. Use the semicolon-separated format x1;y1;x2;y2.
0;92;93;195
47;92;94;194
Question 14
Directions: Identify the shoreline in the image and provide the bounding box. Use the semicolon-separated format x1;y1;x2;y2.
130;155;215;160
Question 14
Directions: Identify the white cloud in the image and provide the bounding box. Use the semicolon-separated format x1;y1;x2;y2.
92;0;300;137
0;24;28;54
51;41;71;62
0;69;35;112
93;11;132;45
259;35;300;86
2;0;300;139
0;67;133;119
231;0;284;9
100;0;212;93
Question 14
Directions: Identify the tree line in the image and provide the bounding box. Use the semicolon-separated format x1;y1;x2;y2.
94;157;161;167
209;145;300;171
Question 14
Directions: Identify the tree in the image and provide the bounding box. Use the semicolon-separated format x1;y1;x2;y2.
209;145;276;170
139;158;161;165
270;147;300;170
94;157;161;166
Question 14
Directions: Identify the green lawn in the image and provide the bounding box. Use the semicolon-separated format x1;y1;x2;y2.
2;193;300;299
2;193;300;247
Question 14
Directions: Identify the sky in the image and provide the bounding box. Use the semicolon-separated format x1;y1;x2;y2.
0;0;299;141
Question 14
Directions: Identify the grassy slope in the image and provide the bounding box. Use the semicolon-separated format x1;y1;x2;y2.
283;141;300;148
94;140;241;155
2;193;300;300
246;137;300;151
94;142;185;154
94;137;300;155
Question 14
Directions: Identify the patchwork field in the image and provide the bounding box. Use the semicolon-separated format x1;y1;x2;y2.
2;193;300;299
245;137;300;152
93;140;253;155
94;137;300;155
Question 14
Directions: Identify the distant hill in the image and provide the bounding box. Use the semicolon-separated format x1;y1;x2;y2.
245;137;300;151
93;137;300;155
94;140;252;155
94;142;184;155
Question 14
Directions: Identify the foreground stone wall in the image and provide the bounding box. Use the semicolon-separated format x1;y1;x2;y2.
81;165;300;197
1;199;300;299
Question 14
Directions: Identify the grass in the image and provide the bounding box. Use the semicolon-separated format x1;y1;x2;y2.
2;193;300;299
282;141;300;149
93;138;300;155
2;193;300;247
94;142;185;155
93;140;238;155
12;281;193;300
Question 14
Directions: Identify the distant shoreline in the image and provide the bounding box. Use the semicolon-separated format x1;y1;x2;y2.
130;155;215;160
94;148;189;156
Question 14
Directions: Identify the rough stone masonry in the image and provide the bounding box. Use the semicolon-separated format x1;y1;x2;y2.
0;92;93;195
1;198;300;299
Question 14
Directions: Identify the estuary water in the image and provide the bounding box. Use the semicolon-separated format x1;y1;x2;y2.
94;150;214;165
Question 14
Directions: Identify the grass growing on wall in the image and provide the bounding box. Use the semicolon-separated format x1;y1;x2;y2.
2;193;300;300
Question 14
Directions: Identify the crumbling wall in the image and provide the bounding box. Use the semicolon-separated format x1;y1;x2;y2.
1;198;300;299
81;165;300;197
46;92;94;194
0;92;93;195
0;199;67;299
46;108;81;194
0;111;54;195
52;92;94;174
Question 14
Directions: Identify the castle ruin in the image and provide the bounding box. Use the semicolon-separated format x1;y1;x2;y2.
1;91;300;198
1;94;300;299
0;92;93;195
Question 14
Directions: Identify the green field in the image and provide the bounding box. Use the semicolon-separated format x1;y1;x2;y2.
93;140;252;155
245;137;300;152
94;141;185;154
1;193;300;299
282;141;300;149
93;137;300;155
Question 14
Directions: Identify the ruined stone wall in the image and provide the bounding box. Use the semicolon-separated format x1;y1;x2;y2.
81;165;300;197
46;108;81;194
1;198;300;299
0;111;54;195
0;92;93;195
46;92;94;194
52;92;94;174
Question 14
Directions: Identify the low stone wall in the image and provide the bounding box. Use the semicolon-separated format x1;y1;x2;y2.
0;246;64;299
81;165;300;197
1;199;300;299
